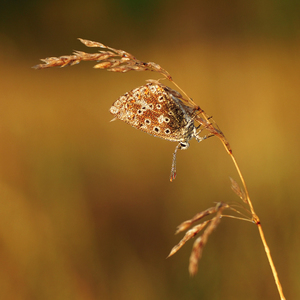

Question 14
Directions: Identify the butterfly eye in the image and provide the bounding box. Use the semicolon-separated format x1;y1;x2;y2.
180;142;189;150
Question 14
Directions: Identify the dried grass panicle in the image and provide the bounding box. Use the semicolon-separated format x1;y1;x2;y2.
33;38;172;78
168;203;229;275
189;204;224;275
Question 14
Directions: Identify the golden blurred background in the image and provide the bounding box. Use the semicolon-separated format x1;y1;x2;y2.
0;0;299;299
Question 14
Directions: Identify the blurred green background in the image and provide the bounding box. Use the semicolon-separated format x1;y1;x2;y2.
0;0;299;299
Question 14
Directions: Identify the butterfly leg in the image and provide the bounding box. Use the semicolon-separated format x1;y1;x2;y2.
194;126;214;143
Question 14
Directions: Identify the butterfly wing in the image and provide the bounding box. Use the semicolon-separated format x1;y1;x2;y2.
110;83;194;143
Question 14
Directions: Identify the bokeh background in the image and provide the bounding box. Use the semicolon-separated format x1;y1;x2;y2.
1;0;299;299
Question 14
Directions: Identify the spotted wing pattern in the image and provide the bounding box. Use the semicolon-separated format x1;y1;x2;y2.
109;83;196;144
